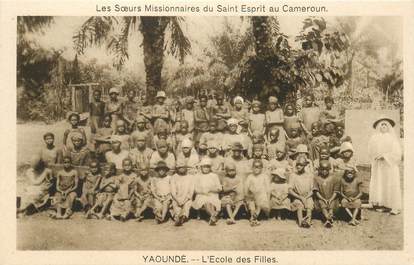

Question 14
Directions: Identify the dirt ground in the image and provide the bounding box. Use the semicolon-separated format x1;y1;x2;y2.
16;123;404;250
17;210;402;250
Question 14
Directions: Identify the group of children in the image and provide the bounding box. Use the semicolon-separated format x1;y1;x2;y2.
18;88;364;228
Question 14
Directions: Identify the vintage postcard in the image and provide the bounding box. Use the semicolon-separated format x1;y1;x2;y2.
1;0;414;264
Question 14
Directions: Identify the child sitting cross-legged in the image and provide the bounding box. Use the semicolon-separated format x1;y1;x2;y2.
340;166;363;226
220;162;244;225
133;164;153;221
151;161;172;224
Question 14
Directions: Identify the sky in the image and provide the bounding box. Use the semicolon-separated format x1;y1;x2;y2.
27;16;402;76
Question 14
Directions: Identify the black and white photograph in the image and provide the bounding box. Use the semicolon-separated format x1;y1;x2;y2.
15;15;404;251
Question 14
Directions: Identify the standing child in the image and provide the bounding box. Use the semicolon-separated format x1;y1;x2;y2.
313;146;337;171
313;160;340;228
105;136;130;173
319;96;340;127
38;132;60;165
244;160;270;226
80;160;102;214
231;96;249;127
170;160;195;226
285;127;305;158
298;94;321;136
94;114;114;162
206;140;225;176
151;161;172;223
268;143;291;174
89;89;105;134
340;166;363;226
308;121;329;161
177;97;196;134
105;87;123;131
89;163;117;219
211;93;231;132
269;168;291;220
133;164;153;221
130;116;153;149
123;89;139;132
63;112;87;151
265;96;286;144
129;133;153;169
289;156;314;228
220;163;244;225
283;103;301;138
192;158;222;225
109;158;137;221
248;100;266;137
151;91;172;134
174;120;193;155
114;119;131;151
176;138;199;174
52;156;79;219
62;132;91;166
265;127;285;160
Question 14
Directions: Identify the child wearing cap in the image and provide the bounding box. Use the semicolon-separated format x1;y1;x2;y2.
224;142;251;181
129;133;153;169
52;156;79;219
335;142;357;171
248;100;266;137
149;139;176;175
89;89;105;134
94;114;114;161
269;168;291;220
61;132;91;166
340;166;363;226
244;160;270;226
109;158;137;221
63;112;87;151
38;132;60;165
151;161;172;223
88;163;117;219
133;164;152;221
152;91;172;134
265;96;286;144
220;162;244;225
170;159;195;226
206;140;225;176
313;160;340;228
105;136;130;173
105;87;123;131
176;138;199;174
80;160;102;214
291;144;314;174
289;156;314;228
193;158;222;225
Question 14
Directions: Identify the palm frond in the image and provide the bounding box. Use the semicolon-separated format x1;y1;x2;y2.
17;16;54;35
165;17;191;63
72;16;118;55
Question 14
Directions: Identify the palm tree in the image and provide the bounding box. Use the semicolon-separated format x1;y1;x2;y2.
73;16;190;103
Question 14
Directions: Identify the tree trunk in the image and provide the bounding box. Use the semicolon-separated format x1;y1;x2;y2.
140;17;169;104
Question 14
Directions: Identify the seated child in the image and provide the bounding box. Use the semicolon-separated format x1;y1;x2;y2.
268;143;291;174
313;146;337;171
220;163;244;225
88;163;117;219
149;139;176;175
80;160;102;213
335;142;357;171
17;158;53;216
113;119;131;150
289;156;314;228
170;160;195;226
313;160;340;228
231;96;249;127
199;119;224;152
244;160;270;226
61;132;91;166
52;156;79;219
285;127;305;158
151;161;172;223
130;115;153;149
291;144;314;173
176;138;199;174
206;140;225;176
249;143;269;171
340;166;363;226
153;128;174;152
109;158;137;221
133;164;153;221
269;168;291;220
192;158;222;226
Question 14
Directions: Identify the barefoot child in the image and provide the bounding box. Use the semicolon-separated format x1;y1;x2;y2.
80;160;102;213
244;160;270;226
89;89;105;134
220;163;244;225
289;156;314;228
133;164;153;221
151;161;172;223
109;158;137;221
88;163;117;219
52;156;79;219
340;166;363;226
313;160;340;228
170;160;195;226
269;168;291;220
193;158;222;225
